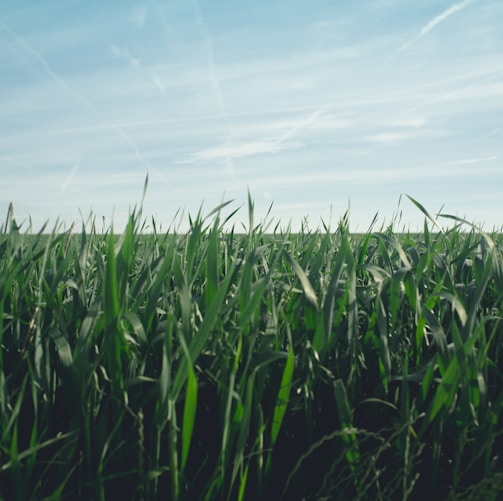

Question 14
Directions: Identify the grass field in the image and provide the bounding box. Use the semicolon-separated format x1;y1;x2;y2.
1;194;502;500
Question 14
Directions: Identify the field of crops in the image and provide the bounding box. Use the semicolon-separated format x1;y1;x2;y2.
1;196;502;500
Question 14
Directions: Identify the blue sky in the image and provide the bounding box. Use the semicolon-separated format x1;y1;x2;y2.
1;0;502;232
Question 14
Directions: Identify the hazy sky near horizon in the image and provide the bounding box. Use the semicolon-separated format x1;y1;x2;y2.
1;0;502;232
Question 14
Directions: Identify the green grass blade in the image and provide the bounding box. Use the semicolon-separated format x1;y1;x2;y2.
178;333;198;473
205;218;219;309
334;379;360;470
407;195;444;234
270;342;294;448
171;261;240;401
283;251;318;311
102;230;130;404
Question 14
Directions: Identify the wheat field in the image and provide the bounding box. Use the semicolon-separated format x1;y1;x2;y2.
1;193;502;500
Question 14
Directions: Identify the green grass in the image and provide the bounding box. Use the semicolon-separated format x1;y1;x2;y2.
1;195;503;500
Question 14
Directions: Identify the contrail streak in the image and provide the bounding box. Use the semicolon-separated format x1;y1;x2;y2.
60;162;80;193
0;155;38;173
192;0;235;175
273;109;323;146
0;21;97;111
192;0;226;116
116;128;166;181
398;0;473;52
0;21;164;181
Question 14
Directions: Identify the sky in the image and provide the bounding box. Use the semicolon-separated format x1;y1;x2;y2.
1;0;502;232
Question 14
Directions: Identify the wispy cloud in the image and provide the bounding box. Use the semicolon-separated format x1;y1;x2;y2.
129;5;147;29
184;139;303;163
184;109;326;163
109;43;140;68
446;155;497;165
260;111;350;137
385;118;427;128
398;0;473;52
367;132;414;143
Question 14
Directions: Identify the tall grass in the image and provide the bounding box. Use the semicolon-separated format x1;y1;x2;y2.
0;195;502;500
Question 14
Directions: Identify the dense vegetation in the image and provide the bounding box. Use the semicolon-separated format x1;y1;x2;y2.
1;196;502;500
